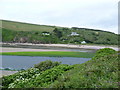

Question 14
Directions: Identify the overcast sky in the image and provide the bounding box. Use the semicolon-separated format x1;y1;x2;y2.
0;0;119;34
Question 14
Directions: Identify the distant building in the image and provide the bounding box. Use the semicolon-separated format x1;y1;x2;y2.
95;32;99;35
81;41;86;44
42;32;50;35
71;32;79;36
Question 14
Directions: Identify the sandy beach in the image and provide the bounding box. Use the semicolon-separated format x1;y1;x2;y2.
0;70;18;78
0;43;119;52
0;47;68;52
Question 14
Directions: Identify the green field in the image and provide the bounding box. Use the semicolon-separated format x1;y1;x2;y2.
1;51;94;58
2;20;55;32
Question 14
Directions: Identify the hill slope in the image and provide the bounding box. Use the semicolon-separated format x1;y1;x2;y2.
1;20;55;32
1;48;119;88
48;48;119;88
1;20;118;45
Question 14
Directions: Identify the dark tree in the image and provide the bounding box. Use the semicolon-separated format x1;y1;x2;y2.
53;28;62;38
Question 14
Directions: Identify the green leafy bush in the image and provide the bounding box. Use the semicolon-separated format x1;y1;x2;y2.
47;49;119;88
3;64;73;88
34;60;61;71
92;48;116;59
96;48;116;55
2;60;61;88
2;68;40;88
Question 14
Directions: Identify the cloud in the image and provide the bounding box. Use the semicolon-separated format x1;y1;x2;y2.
0;0;119;34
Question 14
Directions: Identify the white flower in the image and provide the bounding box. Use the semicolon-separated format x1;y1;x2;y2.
16;79;20;81
8;83;15;88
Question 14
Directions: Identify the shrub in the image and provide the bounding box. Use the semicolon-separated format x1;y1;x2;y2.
6;64;73;88
2;60;61;88
96;48;116;55
92;48;116;59
34;60;61;71
2;68;40;88
47;50;119;88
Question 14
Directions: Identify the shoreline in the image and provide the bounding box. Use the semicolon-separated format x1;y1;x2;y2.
0;70;18;78
0;47;69;52
0;43;119;52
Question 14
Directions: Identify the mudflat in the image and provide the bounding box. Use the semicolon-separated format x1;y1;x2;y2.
0;43;119;52
0;70;18;77
0;47;68;52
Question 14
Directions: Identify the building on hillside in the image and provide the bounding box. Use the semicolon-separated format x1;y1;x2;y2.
81;41;86;44
70;32;79;36
42;32;50;35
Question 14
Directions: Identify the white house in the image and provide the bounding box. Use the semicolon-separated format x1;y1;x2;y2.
81;41;86;44
42;33;50;35
71;32;79;36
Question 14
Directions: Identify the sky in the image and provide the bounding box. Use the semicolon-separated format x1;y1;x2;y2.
0;0;119;34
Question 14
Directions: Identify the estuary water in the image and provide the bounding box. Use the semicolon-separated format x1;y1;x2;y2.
0;55;91;70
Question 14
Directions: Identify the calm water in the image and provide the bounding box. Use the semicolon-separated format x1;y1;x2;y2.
0;55;91;70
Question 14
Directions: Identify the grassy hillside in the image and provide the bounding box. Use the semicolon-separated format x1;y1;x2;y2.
2;20;55;32
1;20;118;45
1;48;119;88
48;48;119;88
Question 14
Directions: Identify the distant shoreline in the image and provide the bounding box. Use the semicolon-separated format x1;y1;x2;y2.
0;47;68;52
0;42;119;51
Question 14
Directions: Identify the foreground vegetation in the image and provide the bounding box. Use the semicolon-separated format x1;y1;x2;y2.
2;20;118;45
1;51;94;58
1;48;119;88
